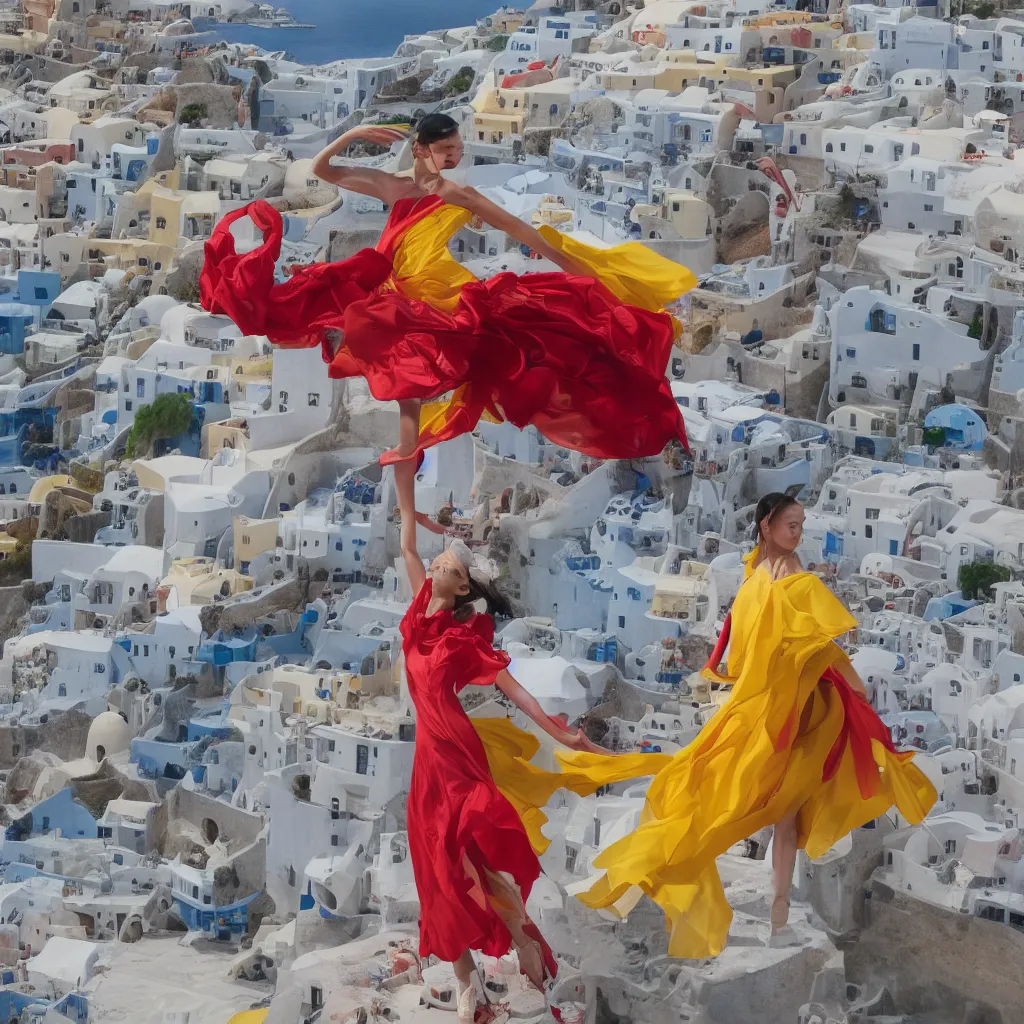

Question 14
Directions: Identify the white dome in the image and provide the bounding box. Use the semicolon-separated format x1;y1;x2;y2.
86;711;131;763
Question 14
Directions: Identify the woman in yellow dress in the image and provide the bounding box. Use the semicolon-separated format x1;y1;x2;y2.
544;492;937;958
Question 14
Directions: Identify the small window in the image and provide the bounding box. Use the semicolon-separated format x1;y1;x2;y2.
307;393;319;407
155;217;167;229
865;524;873;539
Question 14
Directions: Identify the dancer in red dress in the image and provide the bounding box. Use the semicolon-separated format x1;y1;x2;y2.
396;458;600;1023
200;114;695;465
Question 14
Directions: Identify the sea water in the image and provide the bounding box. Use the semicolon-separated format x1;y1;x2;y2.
205;0;505;67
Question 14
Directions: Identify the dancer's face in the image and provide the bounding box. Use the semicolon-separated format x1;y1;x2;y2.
762;503;805;555
416;132;464;171
428;550;471;600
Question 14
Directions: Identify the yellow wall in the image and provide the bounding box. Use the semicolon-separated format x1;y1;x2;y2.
472;112;522;140
148;192;181;248
233;516;279;573
724;65;798;88
653;65;729;91
204;422;251;459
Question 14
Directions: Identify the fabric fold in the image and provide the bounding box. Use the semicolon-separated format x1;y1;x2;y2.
201;196;695;463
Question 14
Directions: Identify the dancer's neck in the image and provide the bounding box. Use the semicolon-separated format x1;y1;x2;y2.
412;159;444;194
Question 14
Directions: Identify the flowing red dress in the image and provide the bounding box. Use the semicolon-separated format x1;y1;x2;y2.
199;196;693;463
400;580;553;966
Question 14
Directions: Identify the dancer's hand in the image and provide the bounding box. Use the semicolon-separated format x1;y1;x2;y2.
414;511;450;536
352;125;409;148
563;728;606;754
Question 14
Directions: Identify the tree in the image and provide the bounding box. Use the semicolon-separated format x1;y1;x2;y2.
957;559;1011;601
968;306;983;339
125;392;195;459
443;66;475;98
972;1;996;17
486;34;509;51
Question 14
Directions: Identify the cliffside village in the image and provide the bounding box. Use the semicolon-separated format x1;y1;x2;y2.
0;0;1022;1020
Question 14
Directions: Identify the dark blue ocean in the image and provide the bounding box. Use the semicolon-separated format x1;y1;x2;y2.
205;0;503;66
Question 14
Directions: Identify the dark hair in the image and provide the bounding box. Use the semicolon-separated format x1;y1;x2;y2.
414;113;460;146
453;575;515;622
754;492;801;543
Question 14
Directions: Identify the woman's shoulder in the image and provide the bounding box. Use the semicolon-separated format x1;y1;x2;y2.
772;568;856;632
400;579;435;631
437;180;480;206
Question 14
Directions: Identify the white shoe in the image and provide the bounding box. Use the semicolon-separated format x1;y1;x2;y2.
457;981;510;1024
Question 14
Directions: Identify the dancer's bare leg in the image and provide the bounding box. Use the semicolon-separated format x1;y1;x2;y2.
480;867;550;992
453;949;475;990
771;812;799;931
386;398;421;461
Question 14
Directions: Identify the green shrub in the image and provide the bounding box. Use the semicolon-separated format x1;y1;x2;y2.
487;34;509;51
178;103;208;125
958;559;1011;601
125;392;194;459
0;541;32;585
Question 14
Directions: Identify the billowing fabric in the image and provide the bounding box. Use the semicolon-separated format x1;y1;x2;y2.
548;566;937;959
470;716;668;858
400;580;539;962
200;196;696;463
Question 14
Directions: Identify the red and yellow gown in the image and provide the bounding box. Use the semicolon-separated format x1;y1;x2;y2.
199;196;696;462
481;554;937;960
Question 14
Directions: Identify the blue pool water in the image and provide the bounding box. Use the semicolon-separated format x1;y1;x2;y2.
204;0;503;66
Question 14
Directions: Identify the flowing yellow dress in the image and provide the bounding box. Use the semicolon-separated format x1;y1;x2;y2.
480;560;937;960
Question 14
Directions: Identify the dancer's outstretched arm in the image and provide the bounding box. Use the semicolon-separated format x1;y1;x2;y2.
449;185;593;278
494;668;605;752
396;458;427;597
311;126;412;204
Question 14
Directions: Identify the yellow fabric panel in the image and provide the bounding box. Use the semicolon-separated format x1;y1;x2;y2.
471;717;672;856
551;567;935;959
471;716;561;855
390;204;477;312
226;1011;268;1024
537;224;698;312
